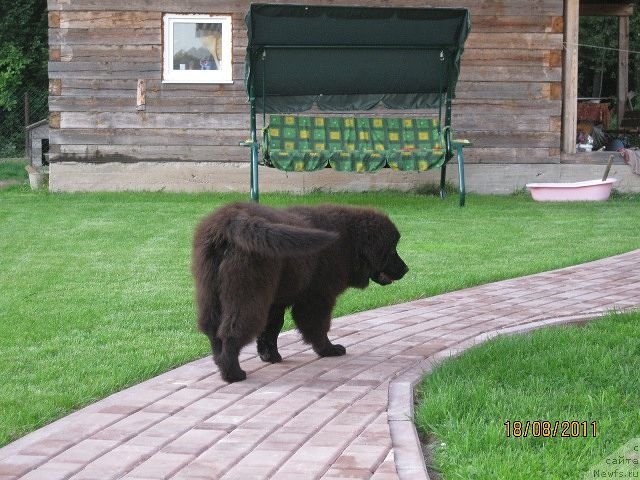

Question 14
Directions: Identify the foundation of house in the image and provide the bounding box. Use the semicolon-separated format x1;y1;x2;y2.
49;160;640;195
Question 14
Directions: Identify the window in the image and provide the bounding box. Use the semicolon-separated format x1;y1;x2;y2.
163;14;233;84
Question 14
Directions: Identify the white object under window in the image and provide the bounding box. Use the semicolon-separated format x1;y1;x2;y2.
163;14;233;83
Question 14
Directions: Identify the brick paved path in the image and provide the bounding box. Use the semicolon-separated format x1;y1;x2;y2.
1;250;639;480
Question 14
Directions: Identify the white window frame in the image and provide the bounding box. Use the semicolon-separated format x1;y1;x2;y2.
163;14;233;84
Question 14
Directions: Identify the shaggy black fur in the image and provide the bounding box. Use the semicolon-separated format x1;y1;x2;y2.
192;202;408;382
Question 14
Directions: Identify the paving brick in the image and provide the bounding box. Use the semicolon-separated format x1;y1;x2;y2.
44;412;124;441
171;459;228;480
175;454;232;478
220;465;275;480
284;408;337;432
18;461;82;480
173;394;240;421
91;412;168;442
221;448;291;479
256;429;309;450
127;452;193;479
161;428;226;456
52;439;118;464
334;444;391;472
68;444;156;480
0;455;45;477
370;470;400;479
19;438;74;457
322;467;373;479
142;388;209;415
374;450;397;474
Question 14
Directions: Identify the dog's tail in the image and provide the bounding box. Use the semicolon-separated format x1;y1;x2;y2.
224;214;339;257
192;236;223;335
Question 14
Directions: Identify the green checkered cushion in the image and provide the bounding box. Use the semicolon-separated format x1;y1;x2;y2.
264;115;446;172
264;115;329;172
386;117;446;172
327;117;384;172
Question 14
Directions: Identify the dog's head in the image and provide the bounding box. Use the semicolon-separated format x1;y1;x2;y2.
370;245;409;286
351;212;409;288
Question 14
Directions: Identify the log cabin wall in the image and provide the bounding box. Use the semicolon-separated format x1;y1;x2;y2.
47;0;564;168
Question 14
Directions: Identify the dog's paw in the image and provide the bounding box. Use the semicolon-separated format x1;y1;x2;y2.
257;339;283;363
316;342;346;357
221;367;247;383
259;349;283;363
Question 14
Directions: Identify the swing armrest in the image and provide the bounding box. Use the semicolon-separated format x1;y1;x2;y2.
452;138;472;147
239;139;258;147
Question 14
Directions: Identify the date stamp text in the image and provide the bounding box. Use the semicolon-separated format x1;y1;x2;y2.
504;420;597;438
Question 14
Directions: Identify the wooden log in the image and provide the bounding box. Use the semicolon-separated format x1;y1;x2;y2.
471;15;563;33
462;49;555;67
58;144;245;162
454;99;562;116
455;131;560;148
456;82;554;101
59;45;162;62
466;33;563;50
59;112;249;129
58;11;161;29
459;66;561;83
49;96;250;112
463;147;560;164
49;28;160;45
50;128;248;146
452;113;561;132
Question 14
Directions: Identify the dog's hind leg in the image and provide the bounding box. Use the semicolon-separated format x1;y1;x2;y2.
200;322;226;375
195;285;223;366
216;294;272;382
207;335;222;363
257;305;285;363
215;254;278;382
292;297;346;357
215;337;246;383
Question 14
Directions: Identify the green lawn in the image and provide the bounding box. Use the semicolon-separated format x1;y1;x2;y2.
0;159;28;182
415;310;640;480
0;185;639;447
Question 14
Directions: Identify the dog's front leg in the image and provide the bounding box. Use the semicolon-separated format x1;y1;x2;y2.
257;305;285;363
292;297;345;357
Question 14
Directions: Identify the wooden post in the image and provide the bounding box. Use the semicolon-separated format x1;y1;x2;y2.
24;92;30;155
136;79;146;111
562;0;579;154
618;15;629;126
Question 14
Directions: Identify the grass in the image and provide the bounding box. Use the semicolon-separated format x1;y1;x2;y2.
0;158;28;182
0;186;639;447
415;310;640;480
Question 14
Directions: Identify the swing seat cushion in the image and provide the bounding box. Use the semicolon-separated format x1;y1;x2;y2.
264;115;446;172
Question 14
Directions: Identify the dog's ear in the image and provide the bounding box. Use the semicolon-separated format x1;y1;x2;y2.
348;251;373;288
351;235;392;287
347;211;403;288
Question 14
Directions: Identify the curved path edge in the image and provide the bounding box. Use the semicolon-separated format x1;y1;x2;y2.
388;309;620;480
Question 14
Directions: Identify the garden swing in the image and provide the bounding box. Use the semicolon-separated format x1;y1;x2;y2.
244;4;471;206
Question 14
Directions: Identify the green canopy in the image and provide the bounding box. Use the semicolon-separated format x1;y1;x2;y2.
245;3;471;112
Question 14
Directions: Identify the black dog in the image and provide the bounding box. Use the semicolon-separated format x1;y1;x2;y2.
192;202;408;382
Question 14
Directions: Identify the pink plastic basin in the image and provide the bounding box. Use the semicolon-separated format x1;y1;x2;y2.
526;178;616;202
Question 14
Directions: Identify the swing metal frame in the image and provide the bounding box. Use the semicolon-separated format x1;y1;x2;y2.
244;3;471;205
